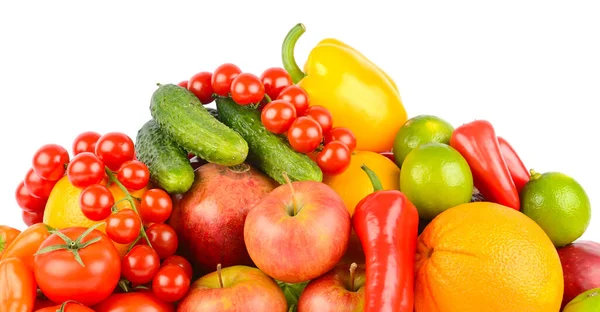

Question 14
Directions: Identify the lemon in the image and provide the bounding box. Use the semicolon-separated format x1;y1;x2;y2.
393;115;454;167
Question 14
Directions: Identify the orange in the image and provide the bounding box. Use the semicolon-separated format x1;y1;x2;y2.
322;151;400;215
43;175;149;257
415;202;564;312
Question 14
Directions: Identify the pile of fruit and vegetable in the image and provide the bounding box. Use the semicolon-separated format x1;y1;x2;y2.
2;23;597;312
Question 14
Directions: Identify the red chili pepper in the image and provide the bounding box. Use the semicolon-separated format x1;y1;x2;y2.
497;136;530;193
449;120;520;210
352;164;419;312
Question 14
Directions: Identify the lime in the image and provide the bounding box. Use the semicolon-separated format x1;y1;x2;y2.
521;171;591;247
400;142;473;220
393;115;454;168
563;288;600;312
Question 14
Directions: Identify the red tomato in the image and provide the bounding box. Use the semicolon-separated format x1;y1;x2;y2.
0;257;37;312
324;127;357;152
161;255;193;279
260;100;297;134
24;168;57;198
230;73;265;105
67;152;105;188
0;223;52;270
316;141;352;175
106;209;141;244
145;223;178;259
33;298;56;310
15;181;47;213
287;116;323;153
73;131;102;156
35;301;95;312
22;210;44;227
32;144;70;181
93;292;174;312
33;227;121;306
122;245;160;285
79;184;115;221
177;80;188;88
277;85;310;116
117;160;150;191
305;105;333;134
95;132;135;171
260;67;293;100
152;264;190;303
0;225;21;258
139;189;173;224
211;63;242;96
188;71;214;104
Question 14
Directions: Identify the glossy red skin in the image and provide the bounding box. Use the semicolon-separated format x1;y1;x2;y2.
117;160;150;191
450;120;520;210
287;116;323;154
497;136;530;193
557;240;600;309
35;302;95;312
122;245;160;285
260;67;292;100
145;223;178;259
317;141;351;175
177;81;188;88
72;131;101;155
161;255;193;279
93;292;174;312
66;152;105;188
379;152;395;163
277;85;310;116
15;181;47;213
305;105;333;134
0;257;37;312
260;100;297;134
169;163;277;274
298;263;366;312
1;223;52;270
352;190;419;312
105;209;141;244
324;127;357;152
244;180;351;283
211;63;242;96
94;132;135;171
230;73;265;105
24;168;57;198
32;144;69;181
187;72;214;104
151;264;190;303
22;210;44;227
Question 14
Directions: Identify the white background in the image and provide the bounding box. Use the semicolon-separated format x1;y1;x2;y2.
0;1;598;242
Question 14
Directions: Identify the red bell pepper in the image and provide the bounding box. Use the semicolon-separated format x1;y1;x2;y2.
497;136;530;193
450;120;520;210
352;165;419;312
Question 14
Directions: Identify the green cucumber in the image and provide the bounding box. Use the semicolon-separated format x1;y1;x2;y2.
216;97;322;184
135;119;194;194
150;84;248;166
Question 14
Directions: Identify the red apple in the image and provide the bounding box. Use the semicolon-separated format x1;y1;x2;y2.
298;263;365;312
244;179;351;283
557;240;600;308
177;264;288;311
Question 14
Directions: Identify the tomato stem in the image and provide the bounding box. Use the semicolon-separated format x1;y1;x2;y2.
282;23;307;84
217;263;224;288
361;164;383;192
349;262;357;292
58;300;80;312
34;222;105;267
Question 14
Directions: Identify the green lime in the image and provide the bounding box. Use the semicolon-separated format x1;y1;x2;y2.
521;171;591;247
563;288;600;312
400;142;473;220
393;115;454;168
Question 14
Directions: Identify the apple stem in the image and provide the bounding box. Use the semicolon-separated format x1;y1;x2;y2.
216;263;224;288
282;172;298;216
349;262;357;291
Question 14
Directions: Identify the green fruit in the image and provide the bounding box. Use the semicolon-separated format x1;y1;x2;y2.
521;171;591;247
563;288;600;312
392;115;454;167
400;142;473;220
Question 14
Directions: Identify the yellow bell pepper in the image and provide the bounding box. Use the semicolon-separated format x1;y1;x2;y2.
282;23;408;153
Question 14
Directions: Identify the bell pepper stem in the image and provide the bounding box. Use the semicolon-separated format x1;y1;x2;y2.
361;164;383;192
282;23;307;84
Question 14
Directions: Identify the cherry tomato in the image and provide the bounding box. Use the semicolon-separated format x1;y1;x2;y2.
122;245;160;285
34;227;121;306
277;85;310;116
316;141;352;175
152;264;190;303
32;144;70;181
0;257;37;312
145;223;178;259
105;209;141;244
188;71;214;104
22;210;44;227
73;131;102;155
0;226;21;258
15;181;47;213
211;63;242;96
117;160;150;191
260;100;297;134
161;255;193;279
79;184;114;221
93;292;174;312
139;189;173;224
95;132;135;171
230;73;265;105
67;152;105;188
35;301;95;312
324;127;357;152
260;67;292;100
305;105;333;134
0;223;52;270
287;116;323;153
177;80;188;88
24;168;57;199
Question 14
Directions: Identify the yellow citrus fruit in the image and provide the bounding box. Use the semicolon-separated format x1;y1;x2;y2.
43;175;149;257
322;150;400;215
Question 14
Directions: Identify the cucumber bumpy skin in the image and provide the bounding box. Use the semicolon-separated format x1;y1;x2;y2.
150;84;248;166
135;119;195;194
216;97;323;184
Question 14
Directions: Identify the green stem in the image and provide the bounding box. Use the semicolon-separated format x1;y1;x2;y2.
282;23;307;84
529;169;542;181
361;164;383;192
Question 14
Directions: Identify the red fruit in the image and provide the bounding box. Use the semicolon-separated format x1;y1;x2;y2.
316;141;352;175
188;72;214;104
324;127;357;152
15;181;47;213
305;105;333;134
260;100;297;134
32;144;70;181
22;210;44;227
287;116;323;154
277;85;310;116
24;168;56;199
211;63;242;96
260;67;293;100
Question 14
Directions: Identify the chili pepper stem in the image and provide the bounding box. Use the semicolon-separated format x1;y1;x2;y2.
282;172;299;216
282;23;307;84
361;164;384;192
529;169;542;181
349;262;358;292
217;263;224;288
